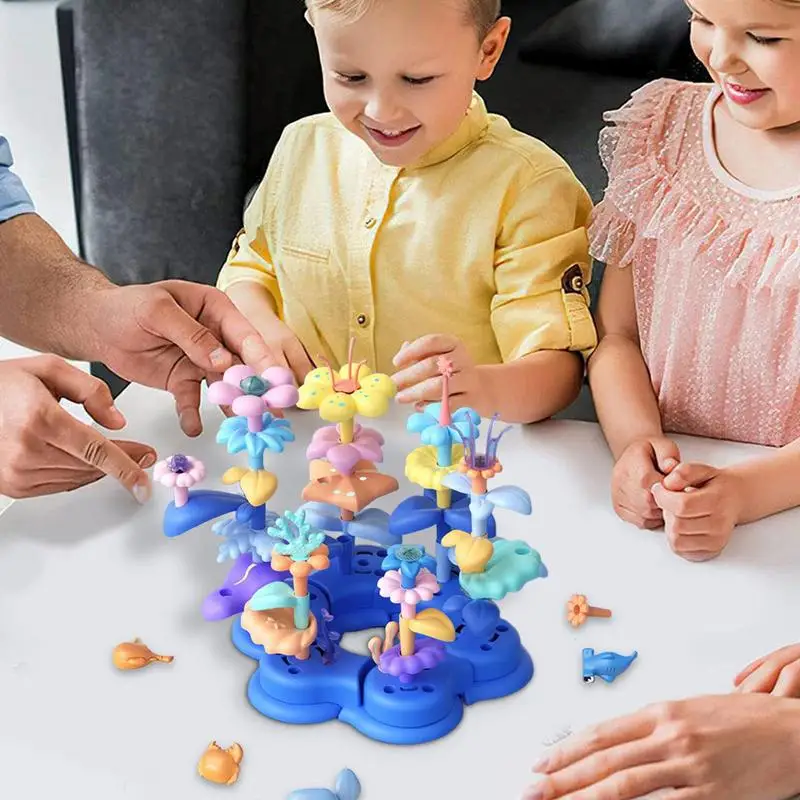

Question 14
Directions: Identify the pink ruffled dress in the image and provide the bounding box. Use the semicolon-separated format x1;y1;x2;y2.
590;78;800;447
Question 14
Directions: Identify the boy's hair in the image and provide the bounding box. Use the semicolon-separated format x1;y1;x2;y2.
305;0;501;39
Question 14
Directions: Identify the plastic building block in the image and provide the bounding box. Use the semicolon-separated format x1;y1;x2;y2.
287;768;361;799
197;741;243;785
111;638;173;670
582;648;638;684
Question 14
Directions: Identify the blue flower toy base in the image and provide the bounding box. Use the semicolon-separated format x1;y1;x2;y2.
231;545;535;746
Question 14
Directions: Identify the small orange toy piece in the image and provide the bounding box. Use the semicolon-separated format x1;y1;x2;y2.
567;594;612;628
198;741;243;785
112;638;174;670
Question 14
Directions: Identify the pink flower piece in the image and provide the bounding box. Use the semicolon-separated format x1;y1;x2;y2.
306;424;385;462
153;454;205;507
377;569;439;606
206;364;299;415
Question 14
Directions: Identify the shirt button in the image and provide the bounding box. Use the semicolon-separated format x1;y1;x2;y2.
365;217;376;229
356;313;370;327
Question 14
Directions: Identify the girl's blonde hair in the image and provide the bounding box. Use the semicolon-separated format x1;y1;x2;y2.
305;0;501;39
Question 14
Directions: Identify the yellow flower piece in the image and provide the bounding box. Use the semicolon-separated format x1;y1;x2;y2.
296;346;396;422
442;529;494;574
405;445;465;490
222;467;277;506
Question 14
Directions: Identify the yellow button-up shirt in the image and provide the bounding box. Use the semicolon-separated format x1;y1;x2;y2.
217;93;597;373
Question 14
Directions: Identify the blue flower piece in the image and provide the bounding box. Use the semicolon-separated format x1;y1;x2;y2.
407;403;481;455
216;413;295;457
381;543;436;584
268;510;326;562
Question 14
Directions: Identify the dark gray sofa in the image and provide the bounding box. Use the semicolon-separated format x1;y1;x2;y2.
56;0;699;416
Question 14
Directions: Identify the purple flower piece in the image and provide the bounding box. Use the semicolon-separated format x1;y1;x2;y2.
378;639;446;684
306;424;384;464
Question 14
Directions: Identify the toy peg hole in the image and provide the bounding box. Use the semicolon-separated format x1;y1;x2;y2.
515;547;530;556
357;558;370;567
374;570;383;577
383;686;396;694
219;588;232;597
376;549;388;557
400;685;419;692
422;685;434;693
455;624;465;634
496;624;509;633
282;656;292;666
480;644;492;652
288;667;301;675
489;633;500;643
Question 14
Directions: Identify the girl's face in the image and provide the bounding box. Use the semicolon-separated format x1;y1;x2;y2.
688;0;800;131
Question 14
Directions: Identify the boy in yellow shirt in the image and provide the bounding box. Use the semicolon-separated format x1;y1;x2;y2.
217;0;597;423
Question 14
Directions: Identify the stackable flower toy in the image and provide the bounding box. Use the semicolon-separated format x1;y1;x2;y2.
157;343;549;745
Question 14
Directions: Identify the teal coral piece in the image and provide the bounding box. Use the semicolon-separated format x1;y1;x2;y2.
458;539;548;601
269;510;326;562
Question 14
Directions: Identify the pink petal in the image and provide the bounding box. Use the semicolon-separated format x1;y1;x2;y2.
306;440;332;460
355;426;385;445
175;474;195;488
264;384;300;409
311;426;340;444
158;473;178;488
355;440;383;462
232;395;266;417
153;462;170;480
405;590;421;605
416;571;439;592
415;586;434;602
223;364;255;384
188;463;206;482
261;365;295;387
327;444;362;476
207;381;242;405
390;588;406;604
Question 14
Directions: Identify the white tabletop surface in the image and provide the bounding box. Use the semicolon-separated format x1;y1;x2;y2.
1;382;798;799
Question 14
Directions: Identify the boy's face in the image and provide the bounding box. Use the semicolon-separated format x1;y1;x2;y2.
309;0;510;167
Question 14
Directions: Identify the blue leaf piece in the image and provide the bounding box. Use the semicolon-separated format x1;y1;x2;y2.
462;599;501;636
442;472;472;495
443;594;470;615
162;490;244;538
485;485;532;515
388;494;441;535
248;581;297;612
297;501;344;532
335;769;362;799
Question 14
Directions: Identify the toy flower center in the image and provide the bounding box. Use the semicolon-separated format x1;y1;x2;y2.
396;545;424;563
240;376;269;396
167;453;191;473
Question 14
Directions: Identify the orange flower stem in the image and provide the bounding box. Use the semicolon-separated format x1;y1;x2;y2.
588;606;612;618
338;418;354;444
471;476;487;495
339;511;354;575
399;613;416;657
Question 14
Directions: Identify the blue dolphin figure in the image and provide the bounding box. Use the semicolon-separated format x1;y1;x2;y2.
582;648;638;684
287;769;361;800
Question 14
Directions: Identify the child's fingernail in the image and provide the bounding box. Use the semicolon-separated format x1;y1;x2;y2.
210;347;229;368
532;756;548;773
664;458;678;469
524;789;544;800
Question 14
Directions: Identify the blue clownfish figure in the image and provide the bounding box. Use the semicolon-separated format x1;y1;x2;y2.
582;648;638;684
287;768;361;800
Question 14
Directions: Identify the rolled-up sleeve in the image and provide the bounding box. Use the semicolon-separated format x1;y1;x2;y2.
0;137;35;223
491;165;598;362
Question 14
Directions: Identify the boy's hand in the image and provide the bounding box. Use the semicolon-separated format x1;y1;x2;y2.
391;334;480;406
734;644;800;697
254;316;315;385
651;463;742;561
611;436;680;529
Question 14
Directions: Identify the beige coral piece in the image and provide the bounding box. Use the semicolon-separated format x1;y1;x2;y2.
240;607;318;660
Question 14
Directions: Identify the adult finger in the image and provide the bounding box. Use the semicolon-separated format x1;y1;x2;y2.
169;373;203;437
736;648;800;695
530;760;693;800
283;337;315;383
662;462;718;492
771;661;800;697
535;711;654;776
392;334;457;369
146;291;233;372
32;355;126;430
734;646;800;687
49;409;152;502
734;654;770;687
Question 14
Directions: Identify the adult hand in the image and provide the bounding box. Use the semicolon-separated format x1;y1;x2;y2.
652;463;741;562
251;313;314;385
735;643;800;697
391;334;480;407
86;280;280;437
526;693;800;800
611;436;680;529
0;356;154;501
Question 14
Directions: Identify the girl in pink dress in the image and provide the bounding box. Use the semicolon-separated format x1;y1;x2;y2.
588;0;800;563
529;9;800;799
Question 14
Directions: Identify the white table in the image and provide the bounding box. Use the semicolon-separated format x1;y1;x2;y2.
1;383;799;799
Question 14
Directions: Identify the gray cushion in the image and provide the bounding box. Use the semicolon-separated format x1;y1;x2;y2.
519;0;698;79
74;0;248;285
